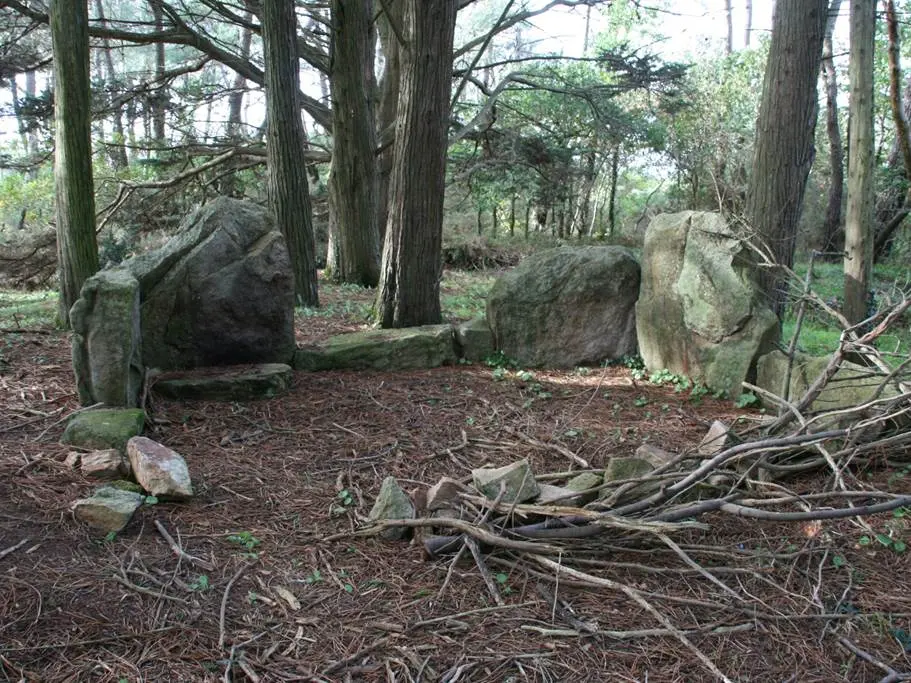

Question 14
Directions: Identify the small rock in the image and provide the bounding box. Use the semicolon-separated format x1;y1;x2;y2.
536;483;588;506
565;471;603;505
368;477;415;540
72;486;144;534
127;437;193;499
455;317;495;362
472;459;540;504
698;421;733;457
426;477;467;511
604;457;654;482
64;452;83;469
635;444;676;468
61;408;145;452
80;449;130;480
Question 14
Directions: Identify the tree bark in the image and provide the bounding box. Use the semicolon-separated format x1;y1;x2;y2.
608;145;620;239
50;0;99;326
843;0;875;324
376;0;457;328
262;0;319;306
375;0;403;245
725;0;734;55
745;0;828;317
876;0;911;260
151;1;167;146
819;0;844;256
326;0;380;287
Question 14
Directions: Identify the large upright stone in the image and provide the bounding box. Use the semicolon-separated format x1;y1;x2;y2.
486;246;640;367
636;212;779;398
70;269;142;406
125;197;295;370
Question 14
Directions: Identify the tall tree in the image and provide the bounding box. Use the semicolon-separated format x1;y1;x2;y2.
819;0;845;256
376;0;457;328
261;0;319;306
375;0;404;244
325;0;380;287
744;0;828;317
844;0;876;324
50;0;99;326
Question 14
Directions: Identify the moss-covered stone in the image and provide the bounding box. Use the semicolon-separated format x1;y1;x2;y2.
72;486;144;533
455;317;495;362
60;408;145;452
153;363;292;401
106;480;144;494
473;459;541;504
293;325;458;372
604;457;654;482
368;477;415;540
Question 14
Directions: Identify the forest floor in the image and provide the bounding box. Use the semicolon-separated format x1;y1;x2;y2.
1;270;910;682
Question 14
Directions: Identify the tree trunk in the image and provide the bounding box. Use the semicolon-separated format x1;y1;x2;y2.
326;0;380;287
509;195;516;237
50;0;99;327
262;0;319;306
819;0;845;256
745;0;828;317
151;2;167;146
524;203;531;240
376;0;457;328
221;16;253;196
725;0;734;55
843;0;875;324
875;0;911;260
375;0;403;245
608;145;620;239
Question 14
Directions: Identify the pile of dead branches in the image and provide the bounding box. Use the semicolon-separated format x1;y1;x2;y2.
330;289;911;682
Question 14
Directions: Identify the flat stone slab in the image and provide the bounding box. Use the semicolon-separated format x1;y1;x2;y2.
60;408;145;452
293;325;458;372
72;486;144;534
152;363;293;401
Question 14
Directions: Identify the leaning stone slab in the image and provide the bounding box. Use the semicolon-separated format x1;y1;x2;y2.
61;409;145;452
566;471;604;501
697;421;733;457
80;449;130;480
72;486;144;534
473;459;540;504
368;477;415;540
152;363;293;401
293;325;458;372
455;317;495;362
127;437;193;500
70;269;143;407
604;457;654;482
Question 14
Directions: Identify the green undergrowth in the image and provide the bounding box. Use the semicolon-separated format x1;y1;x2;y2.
0;289;59;330
786;260;911;361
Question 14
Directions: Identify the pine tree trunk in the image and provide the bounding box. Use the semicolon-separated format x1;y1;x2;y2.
151;2;167;146
326;0;380;287
608;145;620;239
745;0;828;317
843;0;875;324
262;0;319;306
375;2;403;245
50;0;98;326
819;0;845;256
376;0;457;328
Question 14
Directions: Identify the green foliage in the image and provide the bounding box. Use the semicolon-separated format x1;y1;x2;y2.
0;289;59;329
189;574;210;591
227;531;261;552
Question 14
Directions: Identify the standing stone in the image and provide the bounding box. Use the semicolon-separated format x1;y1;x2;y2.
70;269;142;406
126;436;193;499
455;317;495;362
486;246;640;367
636;212;779;398
125;197;295;370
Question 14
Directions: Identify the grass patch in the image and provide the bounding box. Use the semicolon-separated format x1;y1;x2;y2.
0;289;58;329
440;269;497;321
